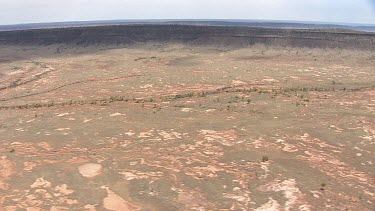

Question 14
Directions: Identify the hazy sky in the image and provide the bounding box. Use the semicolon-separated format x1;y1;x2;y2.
1;0;375;25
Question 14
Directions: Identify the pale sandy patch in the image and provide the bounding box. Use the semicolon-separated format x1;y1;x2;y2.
26;119;36;123
262;78;279;83
57;113;70;117
50;206;69;211
138;130;154;138
0;156;15;190
276;139;298;152
110;113;126;117
258;179;311;211
125;131;135;136
84;204;97;211
103;187;139;211
223;187;251;210
193;165;220;177
260;162;270;179
181;108;192;112
30;177;52;189
120;171;164;181
158;131;181;140
140;84;153;89
329;125;344;132
55;128;70;131
54;184;74;195
78;163;103;178
200;129;238;146
232;80;247;86
83;119;93;123
24;162;37;172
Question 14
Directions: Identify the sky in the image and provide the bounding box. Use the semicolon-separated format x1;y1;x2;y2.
0;0;375;25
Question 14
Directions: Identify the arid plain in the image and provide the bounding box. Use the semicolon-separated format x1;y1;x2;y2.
0;26;375;210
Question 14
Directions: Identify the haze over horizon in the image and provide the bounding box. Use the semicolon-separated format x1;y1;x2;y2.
1;0;375;25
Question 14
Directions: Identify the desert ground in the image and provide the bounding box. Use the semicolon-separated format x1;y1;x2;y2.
0;38;374;210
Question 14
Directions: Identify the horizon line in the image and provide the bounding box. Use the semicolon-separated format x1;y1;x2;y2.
2;18;375;27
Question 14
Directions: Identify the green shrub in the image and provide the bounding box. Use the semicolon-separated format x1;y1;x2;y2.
320;183;327;190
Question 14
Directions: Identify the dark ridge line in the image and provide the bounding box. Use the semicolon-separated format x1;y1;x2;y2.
0;73;144;102
1;25;374;51
1;24;373;35
0;66;55;92
1;85;373;111
1;19;375;33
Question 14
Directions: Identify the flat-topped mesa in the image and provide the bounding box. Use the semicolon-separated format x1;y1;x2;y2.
0;24;374;50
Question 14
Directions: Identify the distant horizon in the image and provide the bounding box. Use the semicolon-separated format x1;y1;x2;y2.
2;18;375;27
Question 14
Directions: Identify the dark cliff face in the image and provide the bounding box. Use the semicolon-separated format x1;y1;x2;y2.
0;25;374;50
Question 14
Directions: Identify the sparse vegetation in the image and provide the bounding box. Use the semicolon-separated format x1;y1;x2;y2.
1;83;374;110
320;183;327;191
262;156;269;162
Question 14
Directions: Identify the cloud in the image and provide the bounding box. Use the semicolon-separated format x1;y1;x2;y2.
0;0;374;25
